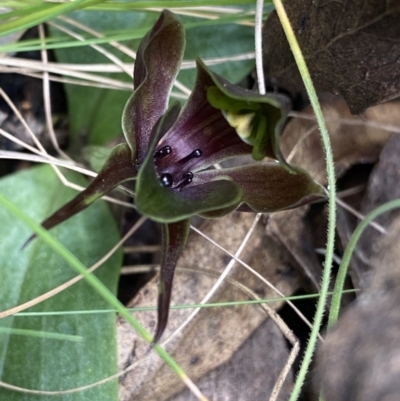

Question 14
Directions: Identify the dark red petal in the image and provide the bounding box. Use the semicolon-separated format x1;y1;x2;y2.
155;60;252;177
25;144;136;246
122;10;185;163
195;163;325;213
153;219;190;344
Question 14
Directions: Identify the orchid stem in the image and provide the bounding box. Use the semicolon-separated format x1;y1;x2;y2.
271;1;337;400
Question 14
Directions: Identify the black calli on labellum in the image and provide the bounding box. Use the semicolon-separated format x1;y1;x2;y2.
27;10;325;344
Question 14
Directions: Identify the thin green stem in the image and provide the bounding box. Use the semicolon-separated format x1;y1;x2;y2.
0;327;83;342
0;0;105;37
271;1;336;400
0;193;206;401
14;290;357;317
0;12;255;54
328;199;400;326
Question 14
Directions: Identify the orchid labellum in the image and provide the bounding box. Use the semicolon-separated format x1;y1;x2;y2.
30;10;324;344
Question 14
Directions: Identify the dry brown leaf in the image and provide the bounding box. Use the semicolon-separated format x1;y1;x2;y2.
316;293;400;401
118;212;301;401
336;132;400;289
281;96;396;181
263;0;400;114
369;218;400;294
316;216;400;401
168;317;293;401
267;96;396;290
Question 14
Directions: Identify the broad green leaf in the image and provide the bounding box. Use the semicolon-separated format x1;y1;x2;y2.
82;145;114;173
178;20;255;89
0;165;122;401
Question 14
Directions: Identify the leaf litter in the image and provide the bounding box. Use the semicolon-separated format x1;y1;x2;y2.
316;121;400;399
267;94;396;292
263;0;400;114
118;212;301;401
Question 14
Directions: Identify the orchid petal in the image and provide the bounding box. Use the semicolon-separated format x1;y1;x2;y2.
153;219;190;344
122;10;185;163
196;163;325;216
26;144;136;245
204;59;291;165
136;104;242;223
155;60;253;177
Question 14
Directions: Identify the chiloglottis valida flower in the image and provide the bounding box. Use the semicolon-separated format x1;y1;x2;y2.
28;10;325;344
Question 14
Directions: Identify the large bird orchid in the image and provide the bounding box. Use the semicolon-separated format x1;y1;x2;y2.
32;10;324;343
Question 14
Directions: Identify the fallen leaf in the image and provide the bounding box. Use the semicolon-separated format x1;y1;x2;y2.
316;292;400;401
168;317;293;401
118;212;301;401
369;216;400;294
337;132;400;289
316;214;400;401
280;96;397;181
267;96;397;291
266;208;323;291
263;0;400;114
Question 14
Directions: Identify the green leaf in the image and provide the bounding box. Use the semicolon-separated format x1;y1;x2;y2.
177;18;256;89
0;165;122;401
82;145;114;173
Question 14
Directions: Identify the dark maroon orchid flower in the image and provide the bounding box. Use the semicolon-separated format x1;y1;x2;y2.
31;10;324;344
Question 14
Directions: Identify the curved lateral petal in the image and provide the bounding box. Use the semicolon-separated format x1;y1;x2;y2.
136;105;242;223
203;58;291;166
25;144;136;245
195;163;325;213
122;10;185;163
153;219;190;344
